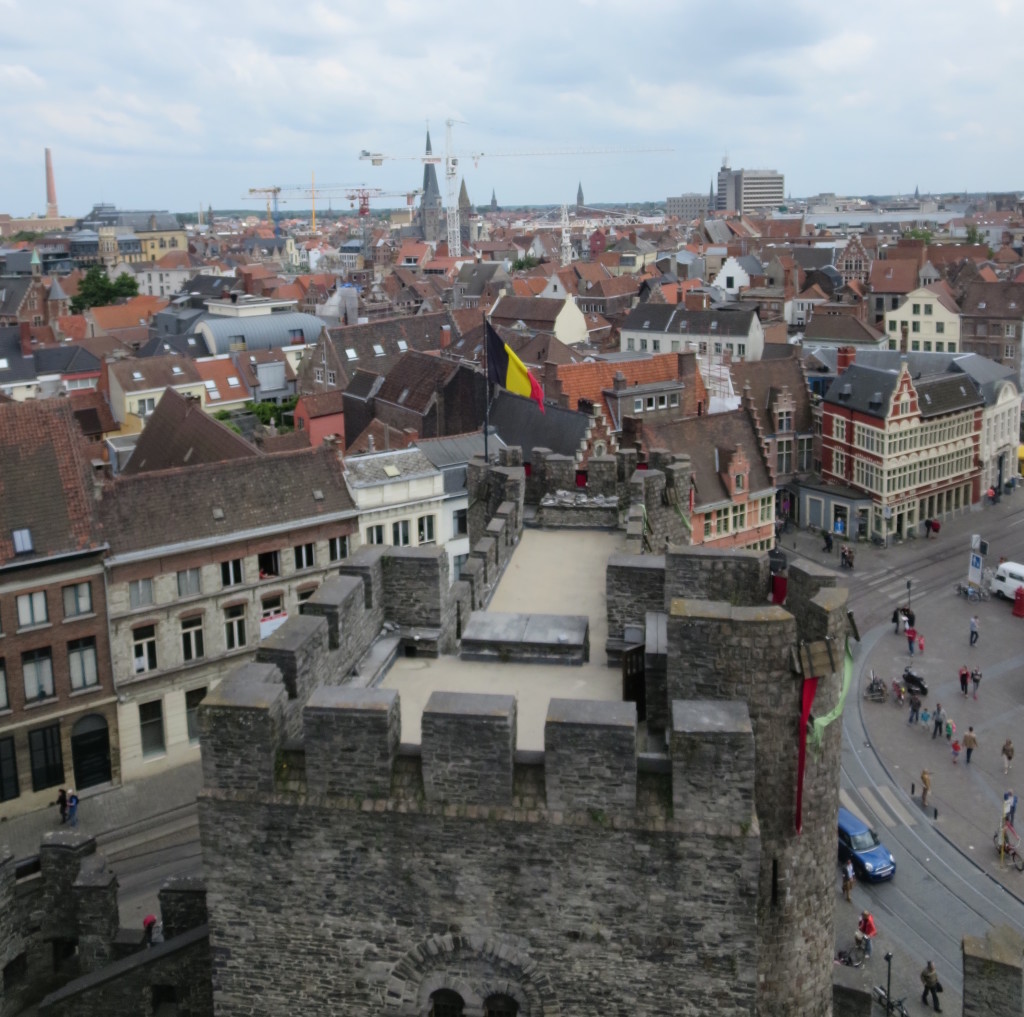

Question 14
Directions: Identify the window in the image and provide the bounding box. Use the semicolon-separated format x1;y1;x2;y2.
128;579;154;610
137;397;156;416
297;587;317;604
0;660;6;711
224;605;246;650
22;648;54;700
12;528;33;554
261;595;283;619
703;518;712;539
60;581;92;619
735;473;744;491
221;558;244;587
935;321;945;334
132;625;158;674
777;439;793;475
28;724;63;791
924;303;932;315
0;736;17;801
633;397;643;413
392;520;410;546
888;320;897;332
452;508;468;537
646;397;655;411
180;616;204;662
185;687;206;744
328;536;348;562
776;410;792;432
430;990;465;1017
1007;324;1017;338
17;591;48;627
418;515;435;544
912;303;920;315
484;995;519;1017
366;525;384;545
798;437;813;472
725;275;735;289
737;343;746;358
639;338;648;352
314;368;324;383
652;339;661;353
1005;344;1015;359
294;543;315;570
139;700;165;758
658;394;667;409
257;551;280;578
626;336;635;351
68;638;98;691
327;371;336;385
176;568;201;598
669;393;679;407
912;321;920;333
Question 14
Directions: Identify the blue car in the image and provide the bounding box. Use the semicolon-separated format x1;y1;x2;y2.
838;806;896;881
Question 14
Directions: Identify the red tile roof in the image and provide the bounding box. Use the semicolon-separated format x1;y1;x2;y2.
56;314;88;341
868;259;919;294
89;295;169;332
194;357;251;405
555;352;687;422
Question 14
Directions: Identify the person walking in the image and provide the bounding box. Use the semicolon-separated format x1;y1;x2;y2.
842;858;854;902
54;788;67;825
857;910;876;958
932;703;946;740
971;668;982;700
822;531;834;553
920;960;942;1012
958;665;970;697
951;738;962;764
906;607;916;629
906;624;917;656
67;789;79;828
1003;739;1016;775
1005;790;1018;828
963;727;978;765
970;615;979;647
892;606;903;635
921;768;932;807
908;691;921;725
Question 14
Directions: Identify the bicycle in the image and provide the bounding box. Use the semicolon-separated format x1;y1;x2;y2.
955;581;989;602
872;984;911;1017
994;822;1024;871
834;940;865;968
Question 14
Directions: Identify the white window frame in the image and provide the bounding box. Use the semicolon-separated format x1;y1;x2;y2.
17;591;48;627
128;578;154;610
68;638;99;690
181;615;205;663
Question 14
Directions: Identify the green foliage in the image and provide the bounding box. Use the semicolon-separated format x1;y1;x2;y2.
511;255;538;271
964;223;982;245
905;228;932;244
69;266;140;313
8;231;44;242
244;396;297;428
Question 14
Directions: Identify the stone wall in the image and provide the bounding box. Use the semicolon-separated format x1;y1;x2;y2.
198;669;761;1017
963;926;1024;1017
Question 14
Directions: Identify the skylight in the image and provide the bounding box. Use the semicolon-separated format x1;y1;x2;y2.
172;366;183;375
383;465;400;478
227;376;241;388
12;528;33;554
397;340;408;352
132;371;143;380
373;344;385;357
0;358;8;370
204;380;217;390
345;349;357;361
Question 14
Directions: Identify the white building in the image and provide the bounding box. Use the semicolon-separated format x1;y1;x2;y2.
715;160;785;214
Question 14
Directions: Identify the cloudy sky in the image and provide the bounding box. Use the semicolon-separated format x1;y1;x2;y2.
3;0;1022;218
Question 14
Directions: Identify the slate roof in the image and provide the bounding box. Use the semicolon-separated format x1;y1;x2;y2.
490;296;566;327
0;398;102;566
375;350;460;414
109;354;202;392
325;311;453;376
621;303;758;337
416;432;497;469
960;281;1024;318
640;409;774;507
789;248;835;272
802;315;883;345
0;326;37;387
915;373;984;418
821;362;982;420
732;348;814;435
121;387;259;475
100;443;354;554
342;446;440;487
0;278;31;319
33;344;102;376
488;389;591;461
343;419;419;456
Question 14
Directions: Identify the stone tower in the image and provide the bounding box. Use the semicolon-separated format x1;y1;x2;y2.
458;178;472;247
576;181;584;213
490;188;498;212
419;130;443;244
44;147;58;219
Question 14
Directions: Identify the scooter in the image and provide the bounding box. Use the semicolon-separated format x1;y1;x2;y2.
890;679;906;705
864;671;887;702
901;664;928;696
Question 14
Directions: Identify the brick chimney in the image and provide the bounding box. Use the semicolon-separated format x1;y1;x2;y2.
19;322;33;355
440;324;451;349
685;290;710;312
612;370;627;392
836;346;856;374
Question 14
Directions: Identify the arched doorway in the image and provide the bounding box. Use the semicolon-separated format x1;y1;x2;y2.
71;714;111;789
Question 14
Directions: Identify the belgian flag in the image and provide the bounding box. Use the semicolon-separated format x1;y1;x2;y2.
486;322;545;413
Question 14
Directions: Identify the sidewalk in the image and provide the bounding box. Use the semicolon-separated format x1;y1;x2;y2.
0;760;202;862
780;491;1024;898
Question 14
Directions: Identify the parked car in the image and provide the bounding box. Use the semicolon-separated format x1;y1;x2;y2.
838;806;896;881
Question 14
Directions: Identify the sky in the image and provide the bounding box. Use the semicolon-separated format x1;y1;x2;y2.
3;0;1023;218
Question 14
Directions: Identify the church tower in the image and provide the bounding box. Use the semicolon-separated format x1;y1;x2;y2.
458;179;472;247
419;130;443;244
576;181;584;213
490;189;498;212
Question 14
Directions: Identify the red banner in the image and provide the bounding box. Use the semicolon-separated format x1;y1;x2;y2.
795;676;820;834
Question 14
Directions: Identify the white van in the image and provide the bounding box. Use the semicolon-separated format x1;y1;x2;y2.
990;561;1024;600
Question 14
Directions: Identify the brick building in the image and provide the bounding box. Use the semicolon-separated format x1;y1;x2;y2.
0;400;117;817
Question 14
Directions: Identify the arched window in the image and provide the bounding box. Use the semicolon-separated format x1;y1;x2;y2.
429;989;464;1017
484;995;519;1017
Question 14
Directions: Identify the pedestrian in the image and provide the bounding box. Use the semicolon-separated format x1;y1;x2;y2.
925;518;934;539
932;703;946;740
970;615;979;647
959;665;970;696
906;624;917;656
963;727;978;764
892;606;902;635
143;914;157;947
67;789;79;828
920;960;943;1012
54;788;67;825
823;531;834;553
857;910;876;958
951;738;961;764
921;768;932;806
842;858;854;902
945;718;955;742
918;632;925;655
1003;739;1015;775
1010;790;1019;828
971;668;982;700
908;691;921;725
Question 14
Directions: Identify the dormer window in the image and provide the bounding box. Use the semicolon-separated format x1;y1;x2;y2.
735;473;745;491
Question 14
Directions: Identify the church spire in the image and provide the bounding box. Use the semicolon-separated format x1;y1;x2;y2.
576;181;584;211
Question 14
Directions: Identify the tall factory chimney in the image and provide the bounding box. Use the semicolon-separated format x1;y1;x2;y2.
44;148;59;219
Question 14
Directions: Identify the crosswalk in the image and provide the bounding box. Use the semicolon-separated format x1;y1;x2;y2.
841;785;918;830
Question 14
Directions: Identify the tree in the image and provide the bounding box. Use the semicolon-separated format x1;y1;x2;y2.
69;266;139;313
964;223;982;245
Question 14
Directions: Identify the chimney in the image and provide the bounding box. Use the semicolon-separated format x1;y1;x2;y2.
19;322;33;355
685;290;709;311
367;434;376;452
612;370;627;391
440;324;451;349
44;148;58;219
836;346;856;374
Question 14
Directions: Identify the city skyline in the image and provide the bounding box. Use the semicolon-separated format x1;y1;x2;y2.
2;0;1022;217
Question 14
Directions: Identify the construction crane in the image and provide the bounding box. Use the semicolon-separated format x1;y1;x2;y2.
246;187;282;237
360;123;673;258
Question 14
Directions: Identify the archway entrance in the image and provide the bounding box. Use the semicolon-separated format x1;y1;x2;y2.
71;714;111;789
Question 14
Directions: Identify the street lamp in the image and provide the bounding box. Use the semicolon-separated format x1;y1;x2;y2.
885;952;893;1014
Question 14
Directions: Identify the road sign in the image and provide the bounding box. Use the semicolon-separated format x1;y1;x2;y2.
968;553;983;587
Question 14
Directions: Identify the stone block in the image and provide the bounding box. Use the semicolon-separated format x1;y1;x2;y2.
159;876;208;939
421;691;516;805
